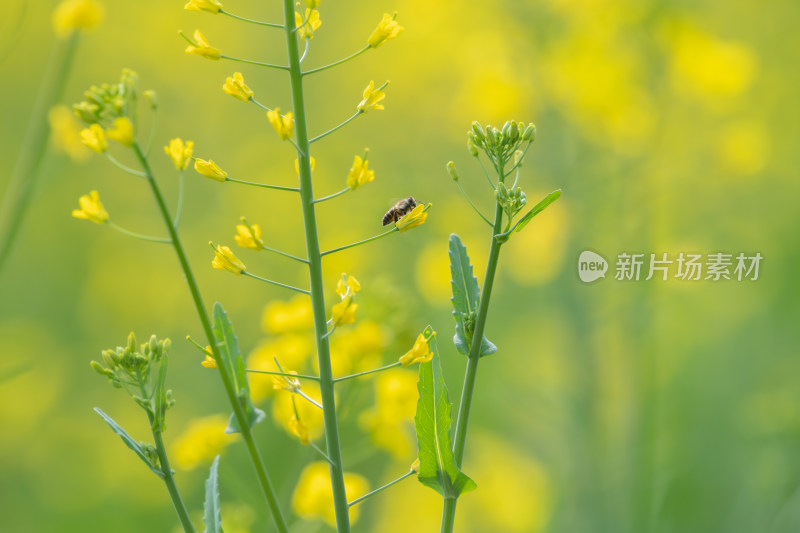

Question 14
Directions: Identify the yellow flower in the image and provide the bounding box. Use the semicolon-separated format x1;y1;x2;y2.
267;108;294;140
105;117;134;147
357;80;386;113
288;416;310;445
292;462;369;527
164;138;194;170
262;297;314;334
272;371;301;393
185;29;221;60
336;274;361;298
52;0;103;38
222;72;254;102
331;297;357;326
273;383;324;441
72;190;109;224
79;124;107;153
396;203;428;232
184;0;223;13
346;153;375;190
411;458;420;473
295;9;321;40
399;332;433;366
171;415;238;470
194;158;228;182
201;353;217;369
234;221;264;250
211;242;246;274
295;156;316;175
368;12;403;48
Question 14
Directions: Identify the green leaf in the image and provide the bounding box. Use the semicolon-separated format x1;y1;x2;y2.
448;234;497;357
212;302;265;434
203;455;222;533
414;334;477;498
94;407;163;478
513;189;561;233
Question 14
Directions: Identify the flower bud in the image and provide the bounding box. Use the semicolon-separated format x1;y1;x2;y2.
522;123;536;141
143;90;158;110
101;349;117;369
90;360;109;376
471;121;485;141
127;332;137;353
446;161;459;181
467;135;479;156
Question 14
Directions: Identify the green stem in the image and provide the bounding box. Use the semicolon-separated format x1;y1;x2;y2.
225;176;299;192
313;187;349;204
220;9;283;28
310;111;362;144
303;46;370;76
107;221;171;244
174;170;185;228
455;181;492;226
333;362;401;383
258;244;309;264
321;226;398;257
247;368;319;381
150;421;196;533
132;144;289;533
281;1;351;530
221;54;288;70
441;199;505;533
0;33;79;273
348;470;414;507
241;271;310;294
106;152;147;177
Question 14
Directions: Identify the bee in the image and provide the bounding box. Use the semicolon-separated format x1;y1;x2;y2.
382;196;422;226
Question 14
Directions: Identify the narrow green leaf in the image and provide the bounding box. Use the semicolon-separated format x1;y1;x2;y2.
414;334;477;498
94;407;163;478
212;302;265;434
203;455;222;533
448;234;497;357
513;189;561;233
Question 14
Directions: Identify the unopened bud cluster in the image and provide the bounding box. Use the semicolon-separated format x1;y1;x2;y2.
467;120;535;169
495;181;527;219
74;68;145;125
91;332;175;415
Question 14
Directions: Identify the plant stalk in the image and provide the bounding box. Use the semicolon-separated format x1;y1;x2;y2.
441;200;505;532
281;1;351;530
133;145;289;533
150;418;196;533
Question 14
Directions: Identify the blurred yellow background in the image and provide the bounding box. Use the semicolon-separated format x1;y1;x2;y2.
1;0;798;532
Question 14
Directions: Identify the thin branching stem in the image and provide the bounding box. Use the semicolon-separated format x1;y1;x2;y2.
303;45;370;76
246;368;319;381
105;152;147;177
310;111;362;144
220;9;284;28
455;180;492;226
313;187;350;204
241;271;310;294
348;470;415;508
258;244;309;264
249;97;272;112
225;176;299;192
320;226;398;257
333;362;402;383
221;55;288;70
107;221;171;244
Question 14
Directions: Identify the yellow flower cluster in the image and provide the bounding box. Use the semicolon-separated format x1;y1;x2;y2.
292;462;369;527
330;274;361;326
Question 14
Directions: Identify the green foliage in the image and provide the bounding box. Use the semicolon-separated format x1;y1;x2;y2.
211;303;265;434
203;456;222;533
512;189;561;233
93;408;163;478
449;234;497;357
414;333;477;499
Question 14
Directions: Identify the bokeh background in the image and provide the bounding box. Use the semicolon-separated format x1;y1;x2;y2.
1;0;799;531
